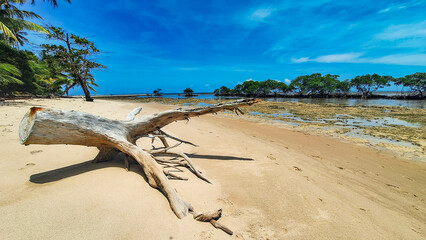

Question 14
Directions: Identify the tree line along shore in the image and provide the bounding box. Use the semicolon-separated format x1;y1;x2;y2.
213;73;426;100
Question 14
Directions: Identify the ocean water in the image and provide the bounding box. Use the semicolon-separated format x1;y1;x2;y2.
139;94;426;109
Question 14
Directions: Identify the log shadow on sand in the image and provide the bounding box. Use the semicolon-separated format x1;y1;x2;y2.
29;153;252;184
29;153;148;184
186;154;253;161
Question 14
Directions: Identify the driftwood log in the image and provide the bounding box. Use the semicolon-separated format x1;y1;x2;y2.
19;99;260;234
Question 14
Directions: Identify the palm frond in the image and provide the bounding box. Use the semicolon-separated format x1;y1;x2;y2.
0;63;23;85
31;0;71;8
14;19;48;33
0;9;42;19
0;20;17;41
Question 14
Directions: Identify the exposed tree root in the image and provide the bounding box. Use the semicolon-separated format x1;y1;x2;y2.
191;209;233;235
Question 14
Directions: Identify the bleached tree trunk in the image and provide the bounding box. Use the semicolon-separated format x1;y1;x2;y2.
19;99;259;233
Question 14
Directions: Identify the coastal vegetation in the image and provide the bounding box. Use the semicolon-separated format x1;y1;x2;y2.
0;0;105;101
41;26;105;101
153;88;162;96
129;96;425;159
183;87;195;96
214;72;425;99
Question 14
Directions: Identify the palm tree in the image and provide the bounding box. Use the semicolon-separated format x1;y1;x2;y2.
0;0;70;46
1;0;47;45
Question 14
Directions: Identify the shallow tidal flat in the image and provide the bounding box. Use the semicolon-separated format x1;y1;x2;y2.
128;97;425;161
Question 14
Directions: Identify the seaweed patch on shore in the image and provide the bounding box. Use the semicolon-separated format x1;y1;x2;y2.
117;97;426;160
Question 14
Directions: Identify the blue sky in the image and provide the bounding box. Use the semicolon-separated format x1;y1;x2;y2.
22;0;426;94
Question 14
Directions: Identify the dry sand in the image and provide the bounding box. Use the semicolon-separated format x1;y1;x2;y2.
0;98;425;240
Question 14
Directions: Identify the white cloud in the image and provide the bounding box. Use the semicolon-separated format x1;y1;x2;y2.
377;8;390;13
291;57;310;63
314;53;364;63
291;52;426;66
204;83;210;87
375;21;426;40
249;7;274;22
369;54;426;66
291;53;363;64
284;78;291;84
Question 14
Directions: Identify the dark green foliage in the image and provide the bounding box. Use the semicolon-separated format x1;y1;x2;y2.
241;80;260;95
0;40;75;97
153;88;162;96
213;73;422;99
335;80;352;94
259;79;281;95
290;75;309;94
183;87;194;95
394;72;426;97
0;62;22;95
214;86;232;95
0;40;36;95
232;84;243;94
290;73;340;96
351;74;392;98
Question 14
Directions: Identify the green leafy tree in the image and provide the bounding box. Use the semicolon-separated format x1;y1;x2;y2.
233;84;242;94
335;80;352;95
290;75;310;95
279;82;293;93
42;26;105;101
153;88;162;96
241;80;260;95
218;85;231;95
183;87;194;96
28;55;70;96
394;72;426;97
351;74;392;98
259;79;282;95
314;74;339;95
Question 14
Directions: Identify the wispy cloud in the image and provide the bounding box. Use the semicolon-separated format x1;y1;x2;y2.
292;53;363;63
377;0;426;14
248;7;274;22
375;21;426;40
292;53;426;66
377;8;391;13
369;54;426;65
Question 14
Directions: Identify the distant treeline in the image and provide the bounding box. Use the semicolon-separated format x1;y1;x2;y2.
214;73;426;99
